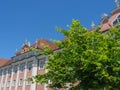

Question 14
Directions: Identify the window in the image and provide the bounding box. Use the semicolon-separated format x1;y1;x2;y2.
118;15;120;22
27;62;32;71
7;81;10;87
8;68;11;75
12;80;16;86
0;70;2;77
113;15;120;26
20;64;25;72
19;79;23;86
113;19;118;26
26;78;31;85
39;60;45;69
14;66;18;73
2;82;5;87
3;69;6;76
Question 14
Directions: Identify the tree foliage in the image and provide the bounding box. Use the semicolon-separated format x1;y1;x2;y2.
30;20;120;90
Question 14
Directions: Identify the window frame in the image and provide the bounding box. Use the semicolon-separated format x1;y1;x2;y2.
14;65;18;74
12;80;16;86
20;63;25;72
7;81;10;87
27;61;33;72
113;15;120;26
113;19;118;26
2;82;5;87
26;78;31;85
19;79;23;86
3;69;6;76
0;70;2;77
39;60;45;70
8;68;12;75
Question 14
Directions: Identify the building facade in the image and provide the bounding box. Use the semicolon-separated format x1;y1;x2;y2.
1;0;120;90
0;39;58;90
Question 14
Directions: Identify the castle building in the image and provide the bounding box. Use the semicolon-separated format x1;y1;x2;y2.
0;39;58;90
1;0;120;90
89;0;120;33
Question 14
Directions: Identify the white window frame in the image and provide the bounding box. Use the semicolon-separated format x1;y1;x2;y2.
8;68;12;75
39;60;45;70
19;79;23;86
27;61;32;72
7;81;10;87
12;80;16;86
112;15;120;26
14;66;18;74
0;70;2;77
26;78;31;85
20;63;25;72
2;82;5;87
3;69;6;76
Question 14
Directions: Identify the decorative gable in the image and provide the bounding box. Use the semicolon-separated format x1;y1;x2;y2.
21;45;30;54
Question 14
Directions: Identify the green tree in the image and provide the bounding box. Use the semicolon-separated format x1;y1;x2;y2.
30;20;120;90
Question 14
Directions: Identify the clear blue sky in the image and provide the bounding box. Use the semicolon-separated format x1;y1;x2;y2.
0;0;116;59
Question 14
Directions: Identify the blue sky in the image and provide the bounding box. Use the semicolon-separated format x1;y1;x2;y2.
0;0;117;59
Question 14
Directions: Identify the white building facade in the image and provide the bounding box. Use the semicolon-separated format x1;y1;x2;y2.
0;39;58;90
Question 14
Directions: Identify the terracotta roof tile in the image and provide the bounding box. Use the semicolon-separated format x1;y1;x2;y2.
32;38;59;50
3;60;12;66
100;23;111;31
100;10;120;32
0;58;12;67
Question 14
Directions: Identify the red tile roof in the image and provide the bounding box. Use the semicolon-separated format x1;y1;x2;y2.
0;39;59;68
15;38;59;56
32;38;59;50
100;23;112;32
100;8;120;32
0;58;12;67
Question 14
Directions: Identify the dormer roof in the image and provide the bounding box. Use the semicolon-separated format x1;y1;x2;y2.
100;8;120;32
32;38;59;50
111;7;120;15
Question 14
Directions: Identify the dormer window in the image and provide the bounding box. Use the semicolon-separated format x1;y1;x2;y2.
113;15;120;26
113;19;118;26
118;15;120;22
